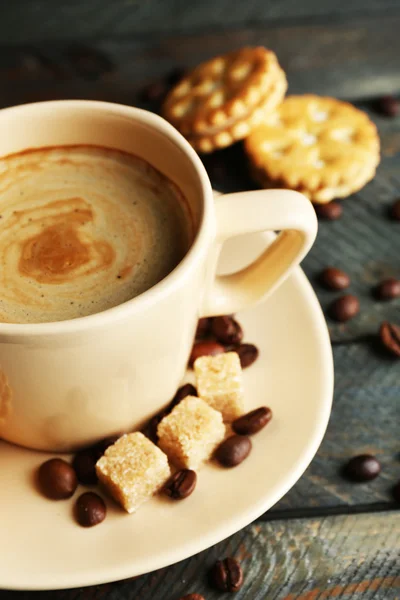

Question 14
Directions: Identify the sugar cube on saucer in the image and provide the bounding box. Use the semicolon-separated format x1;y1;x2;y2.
96;432;170;514
194;352;244;422
157;396;225;470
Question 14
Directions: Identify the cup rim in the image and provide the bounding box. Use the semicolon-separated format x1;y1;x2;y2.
0;100;213;336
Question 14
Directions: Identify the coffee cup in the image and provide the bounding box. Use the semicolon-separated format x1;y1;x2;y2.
0;100;317;451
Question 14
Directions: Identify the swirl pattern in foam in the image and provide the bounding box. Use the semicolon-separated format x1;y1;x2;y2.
0;146;192;323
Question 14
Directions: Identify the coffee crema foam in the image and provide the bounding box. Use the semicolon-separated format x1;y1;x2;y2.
0;146;191;323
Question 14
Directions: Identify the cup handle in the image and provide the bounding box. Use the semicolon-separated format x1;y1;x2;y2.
200;189;318;317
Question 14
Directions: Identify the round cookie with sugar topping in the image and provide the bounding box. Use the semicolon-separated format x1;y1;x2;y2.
245;95;380;203
162;47;287;153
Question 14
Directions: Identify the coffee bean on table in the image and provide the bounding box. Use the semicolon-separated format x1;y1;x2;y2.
75;492;106;527
329;294;360;322
377;94;399;117
374;278;400;300
215;435;252;467
210;557;244;592
169;383;197;411
343;454;381;482
319;267;350;291
189;340;225;367
232;407;272;435
139;80;167;103
38;458;78;500
314;201;342;220
163;469;197;499
234;343;259;368
195;317;211;339
211;316;243;345
179;595;205;600
392;481;400;503
389;199;400;221
72;450;98;485
379;321;400;357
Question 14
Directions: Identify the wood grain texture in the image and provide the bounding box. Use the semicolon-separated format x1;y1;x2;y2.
273;343;400;511
1;14;400;102
1;512;398;599
1;0;400;43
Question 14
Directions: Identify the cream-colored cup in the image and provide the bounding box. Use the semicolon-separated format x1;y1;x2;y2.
0;100;317;452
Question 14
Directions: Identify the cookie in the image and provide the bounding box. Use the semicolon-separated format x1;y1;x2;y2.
162;47;287;153
245;95;380;203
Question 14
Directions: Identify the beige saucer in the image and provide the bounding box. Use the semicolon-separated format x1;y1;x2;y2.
0;230;333;591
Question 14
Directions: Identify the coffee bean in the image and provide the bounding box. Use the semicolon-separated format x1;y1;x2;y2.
211;316;243;345
379;321;400;357
179;595;205;600
329;294;360;322
235;343;259;368
315;201;342;220
163;469;197;499
215;435;252;467
232;407;272;436
145;410;168;444
210;557;244;592
392;481;400;503
195;317;211;339
75;492;106;527
374;278;400;300
319;267;350;291
140;80;167;103
169;383;197;411
189;340;225;367
343;454;381;482
377;94;399;117
390;199;400;221
72;450;98;485
38;458;78;500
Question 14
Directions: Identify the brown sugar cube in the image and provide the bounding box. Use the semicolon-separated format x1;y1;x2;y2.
194;352;244;422
157;396;225;470
96;432;170;514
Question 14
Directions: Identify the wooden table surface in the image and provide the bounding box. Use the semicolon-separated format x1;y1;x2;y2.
0;11;399;599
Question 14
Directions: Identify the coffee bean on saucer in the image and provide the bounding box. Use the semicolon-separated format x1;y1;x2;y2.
169;383;198;411
215;435;252;467
374;278;400;300
211;316;243;345
232;407;272;436
379;321;400;357
343;454;381;482
329;294;360;322
75;492;106;527
392;480;400;503
389;199;400;221
234;343;259;368
163;469;197;499
72;450;98;485
145;410;168;444
319;267;350;291
38;458;78;500
195;317;211;339
179;595;205;600
377;94;399;117
314;201;342;220
210;557;244;592
189;340;225;367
